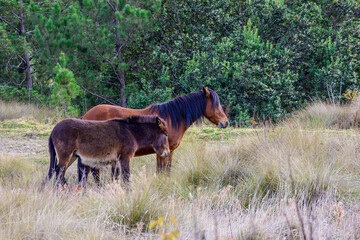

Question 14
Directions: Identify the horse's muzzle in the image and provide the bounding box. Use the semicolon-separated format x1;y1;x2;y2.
218;121;230;128
161;151;170;157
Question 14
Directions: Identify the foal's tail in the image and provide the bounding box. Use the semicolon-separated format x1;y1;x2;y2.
47;135;57;181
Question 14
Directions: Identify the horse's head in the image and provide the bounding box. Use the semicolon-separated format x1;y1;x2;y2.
203;87;230;128
152;117;171;157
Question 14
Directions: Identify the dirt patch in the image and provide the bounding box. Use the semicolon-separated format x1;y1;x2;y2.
0;119;51;159
0;136;47;156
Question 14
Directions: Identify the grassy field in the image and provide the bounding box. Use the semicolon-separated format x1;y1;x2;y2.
0;102;360;239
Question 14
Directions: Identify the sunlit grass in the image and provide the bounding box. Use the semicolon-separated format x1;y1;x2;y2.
0;101;59;122
291;101;360;129
0;102;360;239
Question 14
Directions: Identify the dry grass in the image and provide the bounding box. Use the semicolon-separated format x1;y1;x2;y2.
292;101;360;129
0;102;360;239
0;101;59;122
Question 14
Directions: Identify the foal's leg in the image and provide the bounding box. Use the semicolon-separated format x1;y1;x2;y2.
55;165;67;186
120;156;131;183
111;164;121;181
78;158;90;184
56;154;77;186
55;154;68;186
91;167;101;187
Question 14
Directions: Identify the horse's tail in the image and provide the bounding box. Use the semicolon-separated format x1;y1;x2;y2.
47;135;57;181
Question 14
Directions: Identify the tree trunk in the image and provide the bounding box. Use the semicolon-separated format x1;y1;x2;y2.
24;52;32;91
119;71;126;107
19;1;32;93
113;0;127;107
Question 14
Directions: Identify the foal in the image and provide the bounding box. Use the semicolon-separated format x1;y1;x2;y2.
46;116;170;186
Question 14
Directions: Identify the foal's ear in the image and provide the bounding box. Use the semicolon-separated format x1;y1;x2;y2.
156;116;162;126
202;86;211;98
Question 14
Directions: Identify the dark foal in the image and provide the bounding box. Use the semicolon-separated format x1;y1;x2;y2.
46;116;169;186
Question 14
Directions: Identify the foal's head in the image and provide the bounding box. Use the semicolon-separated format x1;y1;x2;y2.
152;117;170;157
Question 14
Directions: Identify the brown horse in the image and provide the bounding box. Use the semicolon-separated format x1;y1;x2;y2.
79;87;229;183
46;116;169;185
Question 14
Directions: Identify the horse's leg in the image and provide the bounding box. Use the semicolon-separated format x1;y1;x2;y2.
156;154;165;173
156;151;174;174
91;167;101;187
165;151;174;172
119;156;130;183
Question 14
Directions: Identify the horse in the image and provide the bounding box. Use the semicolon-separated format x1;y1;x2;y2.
79;87;229;184
46;116;170;186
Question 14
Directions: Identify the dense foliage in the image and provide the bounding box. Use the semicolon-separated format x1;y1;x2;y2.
0;0;359;123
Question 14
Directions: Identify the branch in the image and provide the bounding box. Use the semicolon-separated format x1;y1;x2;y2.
18;76;26;86
0;16;19;32
108;61;123;86
18;54;25;63
78;83;119;105
96;78;120;86
85;33;121;82
85;32;111;63
11;11;20;19
107;0;116;12
84;32;124;89
113;42;125;61
0;64;24;69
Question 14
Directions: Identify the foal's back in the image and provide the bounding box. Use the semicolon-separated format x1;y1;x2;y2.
51;118;131;155
51;116;163;157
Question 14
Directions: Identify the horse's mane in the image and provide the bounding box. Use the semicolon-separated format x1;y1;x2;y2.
113;116;166;126
150;89;220;128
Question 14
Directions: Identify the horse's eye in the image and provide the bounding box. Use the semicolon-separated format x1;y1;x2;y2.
164;132;168;137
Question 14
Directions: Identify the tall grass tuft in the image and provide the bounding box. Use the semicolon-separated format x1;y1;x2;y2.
292;102;360;129
0;154;38;187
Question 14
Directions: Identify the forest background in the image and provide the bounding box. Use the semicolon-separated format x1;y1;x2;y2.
1;0;359;125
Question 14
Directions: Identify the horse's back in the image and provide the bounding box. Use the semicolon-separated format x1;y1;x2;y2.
82;104;127;120
83;104;150;121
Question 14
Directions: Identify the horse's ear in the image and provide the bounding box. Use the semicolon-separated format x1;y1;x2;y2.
202;86;210;98
156;116;162;126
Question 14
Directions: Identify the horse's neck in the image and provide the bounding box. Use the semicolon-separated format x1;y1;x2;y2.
164;121;188;149
126;107;152;115
141;107;153;114
148;105;200;144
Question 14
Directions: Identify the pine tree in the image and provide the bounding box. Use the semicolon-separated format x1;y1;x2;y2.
50;52;81;116
34;0;157;107
0;0;36;96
